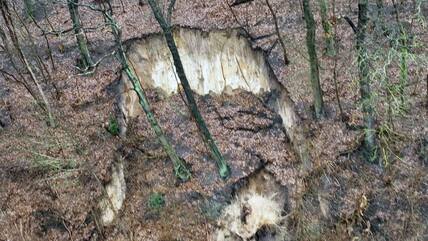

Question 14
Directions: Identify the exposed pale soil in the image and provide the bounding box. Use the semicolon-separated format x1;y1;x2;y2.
0;0;427;241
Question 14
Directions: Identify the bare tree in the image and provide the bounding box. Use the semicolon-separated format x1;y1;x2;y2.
147;0;231;179
265;0;290;65
391;0;409;110
95;1;191;181
331;0;345;121
318;0;335;56
67;0;93;71
302;0;325;119
0;0;55;126
356;0;377;161
23;0;35;18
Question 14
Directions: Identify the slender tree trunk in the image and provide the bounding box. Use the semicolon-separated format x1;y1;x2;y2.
265;0;290;65
0;0;55;126
100;4;191;181
147;0;230;179
121;64;191;181
375;0;392;123
392;0;409;109
67;0;93;70
376;0;386;35
398;41;408;108
302;0;325;119
357;0;377;162
23;53;55;127
331;0;345;121
318;0;335;56
23;0;35;18
426;74;428;107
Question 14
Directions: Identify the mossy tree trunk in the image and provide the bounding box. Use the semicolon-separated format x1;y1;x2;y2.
318;0;335;56
99;3;191;181
147;0;230;179
357;0;378;162
67;0;93;70
302;0;325;119
392;0;409;110
23;0;35;18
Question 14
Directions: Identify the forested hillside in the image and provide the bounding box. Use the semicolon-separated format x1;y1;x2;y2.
0;1;427;240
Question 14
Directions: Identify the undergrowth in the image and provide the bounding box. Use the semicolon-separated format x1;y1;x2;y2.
148;192;166;210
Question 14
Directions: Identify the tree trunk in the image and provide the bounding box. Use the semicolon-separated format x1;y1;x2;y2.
23;0;35;18
100;5;191;181
302;0;325;119
112;31;190;181
265;0;290;65
357;0;377;162
318;0;335;56
121;65;191;181
147;0;230;179
0;0;55;127
392;0;409;110
67;0;93;70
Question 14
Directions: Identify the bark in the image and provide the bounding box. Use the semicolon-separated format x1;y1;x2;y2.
332;0;345;120
67;0;93;70
100;4;191;181
426;74;428;107
318;0;335;56
357;0;377;161
231;0;253;6
376;0;387;35
302;0;325;119
148;0;231;179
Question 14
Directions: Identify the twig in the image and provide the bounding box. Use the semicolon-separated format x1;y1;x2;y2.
74;50;117;75
332;0;345;121
235;56;252;91
167;56;188;106
225;0;253;39
28;9;56;70
167;0;176;24
265;0;290;65
343;16;357;34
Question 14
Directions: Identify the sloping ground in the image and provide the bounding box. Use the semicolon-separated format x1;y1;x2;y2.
0;1;427;241
111;91;295;241
111;27;304;240
119;27;309;173
0;27;300;240
0;70;296;241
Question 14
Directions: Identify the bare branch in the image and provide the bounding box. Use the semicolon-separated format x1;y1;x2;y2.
265;0;290;65
167;0;176;24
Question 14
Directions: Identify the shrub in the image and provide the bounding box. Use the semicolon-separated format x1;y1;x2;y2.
148;192;166;210
107;115;119;136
